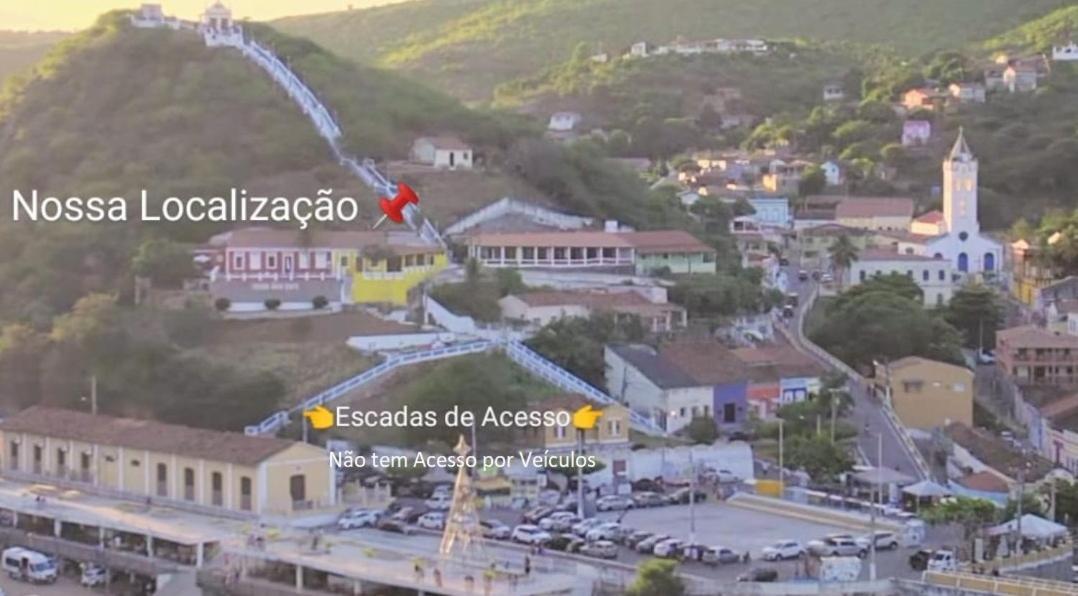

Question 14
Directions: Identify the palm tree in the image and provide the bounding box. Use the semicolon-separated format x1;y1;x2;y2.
828;235;860;288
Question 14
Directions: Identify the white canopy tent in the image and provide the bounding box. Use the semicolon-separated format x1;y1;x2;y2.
901;480;951;498
987;514;1068;540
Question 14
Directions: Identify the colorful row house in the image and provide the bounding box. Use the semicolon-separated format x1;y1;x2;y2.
207;227;447;309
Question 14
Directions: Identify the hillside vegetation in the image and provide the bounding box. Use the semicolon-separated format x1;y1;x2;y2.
984;4;1078;55
0;31;67;83
275;0;1067;101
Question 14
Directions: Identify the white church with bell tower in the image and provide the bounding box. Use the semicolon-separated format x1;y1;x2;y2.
902;129;1002;277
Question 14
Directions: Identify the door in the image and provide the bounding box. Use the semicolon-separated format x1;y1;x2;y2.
289;474;306;508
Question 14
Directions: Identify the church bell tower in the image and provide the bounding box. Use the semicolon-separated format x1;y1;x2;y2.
942;128;978;236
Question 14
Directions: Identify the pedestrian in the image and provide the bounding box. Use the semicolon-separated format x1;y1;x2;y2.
433;568;443;588
524;555;531;576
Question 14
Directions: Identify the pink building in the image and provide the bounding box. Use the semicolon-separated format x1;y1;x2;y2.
902;120;931;147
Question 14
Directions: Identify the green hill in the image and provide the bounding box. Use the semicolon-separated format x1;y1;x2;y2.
984;4;1078;54
274;0;1067;101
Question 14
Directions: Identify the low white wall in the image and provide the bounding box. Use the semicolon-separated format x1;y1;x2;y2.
347;333;457;352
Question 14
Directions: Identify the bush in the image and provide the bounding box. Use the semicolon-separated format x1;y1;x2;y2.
684;416;718;444
264;298;281;311
214;297;231;312
312;295;329;310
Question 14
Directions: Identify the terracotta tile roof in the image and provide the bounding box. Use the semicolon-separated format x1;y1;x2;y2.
625;230;715;254
799;223;866;237
1038;393;1078;421
873;229;942;244
944;422;1053;481
955;471;1009;493
0;406;298;466
835;197;915;219
511;290;683;315
415;136;471;151
997;325;1078;349
914;210;944;224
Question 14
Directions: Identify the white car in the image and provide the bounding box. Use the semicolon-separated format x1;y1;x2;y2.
538;511;577;531
417;512;446;530
338;509;380;530
808;536;865;557
425;495;452;511
653;538;684;558
761;540;804;561
927;549;957;572
855;531;898;551
511;525;552;545
480;520;511;540
595;495;634;511
80;564;107;587
585;522;623;542
579;540;618;559
572;518;604;536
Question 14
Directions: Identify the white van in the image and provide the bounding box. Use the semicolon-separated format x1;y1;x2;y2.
926;549;957;572
1;547;58;583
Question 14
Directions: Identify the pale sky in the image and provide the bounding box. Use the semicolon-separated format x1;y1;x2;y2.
0;1;403;31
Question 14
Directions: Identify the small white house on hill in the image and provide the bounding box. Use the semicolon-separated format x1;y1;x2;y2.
410;136;473;170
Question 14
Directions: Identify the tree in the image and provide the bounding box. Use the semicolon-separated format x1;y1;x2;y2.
923;497;998;542
944;285;1003;349
827;235;860;288
684;416;718;444
785;435;853;481
626;559;684;596
1003;492;1046;521
527;314;644;387
0;324;49;407
131;238;195;287
798;166;827;196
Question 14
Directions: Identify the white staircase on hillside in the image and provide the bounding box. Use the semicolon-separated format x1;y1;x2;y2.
245;338;666;437
196;23;445;248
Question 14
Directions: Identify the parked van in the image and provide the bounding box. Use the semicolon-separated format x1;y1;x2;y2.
2;547;58;583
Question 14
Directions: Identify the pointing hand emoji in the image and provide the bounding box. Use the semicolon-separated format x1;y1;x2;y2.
303;405;334;430
572;404;603;431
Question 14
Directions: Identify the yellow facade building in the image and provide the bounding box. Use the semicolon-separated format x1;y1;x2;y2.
1010;238;1057;307
532;394;631;450
875;357;973;430
210;228;447;308
0;407;334;517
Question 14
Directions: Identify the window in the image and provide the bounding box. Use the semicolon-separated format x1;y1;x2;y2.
722;403;737;423
80;452;90;471
922;270;929;281
157;463;168;497
211;472;223;506
266;254;277;269
859;271;866;282
554;425;567;439
8;442;17;471
679;407;686;417
906;270;913;278
56;448;65;472
938;269;945;281
240;476;252;511
609;420;622;436
232;254;244;270
184;467;195;501
130;459;140;467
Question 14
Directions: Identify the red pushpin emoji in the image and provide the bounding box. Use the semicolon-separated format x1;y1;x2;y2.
373;183;419;229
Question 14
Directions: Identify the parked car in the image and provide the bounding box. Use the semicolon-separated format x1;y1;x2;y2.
701;546;742;565
376;519;414;535
80;563;107;587
523;506;555;524
580;540;619;559
908;549;934;571
667;488;708;505
820;272;834;283
807;536;865;557
391;506;415;522
424;495;452;511
511;525;552;545
585;522;623;542
631;478;664;493
417;512;446;530
926;549;957;572
595;495;634;512
702;468;739;484
625;530;654;549
2;547;58;584
636;534;671;554
798;270;809;282
479;520;511;540
761;540;804;561
572;518;604;537
653;538;684;558
856;531;899;551
738;567;779;583
545;534;577;552
976;349;996;365
538;511;579;531
337;509;380;530
631;491;666;508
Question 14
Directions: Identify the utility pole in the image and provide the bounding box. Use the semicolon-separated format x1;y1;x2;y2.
778;419;785;491
829;396;837;444
869;432;881;581
90;375;98;416
1015;467;1025;554
576;428;585;518
688;449;696;544
1050;479;1057;522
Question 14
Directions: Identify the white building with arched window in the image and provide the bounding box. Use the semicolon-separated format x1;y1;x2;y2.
892;130;1002;279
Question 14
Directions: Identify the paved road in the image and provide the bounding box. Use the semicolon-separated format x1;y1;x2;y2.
781;262;923;479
